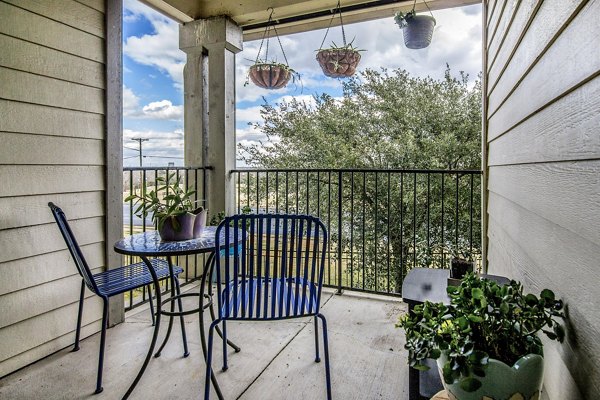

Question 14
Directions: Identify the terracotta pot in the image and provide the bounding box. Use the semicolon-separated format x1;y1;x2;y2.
248;63;292;89
159;208;207;241
316;48;361;78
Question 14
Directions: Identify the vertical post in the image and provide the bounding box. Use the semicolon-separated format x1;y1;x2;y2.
106;0;124;326
481;1;489;274
336;171;343;294
180;17;242;218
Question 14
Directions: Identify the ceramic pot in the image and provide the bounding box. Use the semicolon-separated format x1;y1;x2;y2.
437;354;544;400
159;208;207;241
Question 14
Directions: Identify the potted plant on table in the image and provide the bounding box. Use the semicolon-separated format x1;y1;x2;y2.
397;273;565;400
125;173;207;241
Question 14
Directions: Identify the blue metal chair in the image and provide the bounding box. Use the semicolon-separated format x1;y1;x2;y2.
48;202;185;394
205;214;332;399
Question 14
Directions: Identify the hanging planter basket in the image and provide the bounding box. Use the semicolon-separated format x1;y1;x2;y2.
246;8;297;90
394;1;436;49
316;1;364;78
248;63;292;89
316;47;362;78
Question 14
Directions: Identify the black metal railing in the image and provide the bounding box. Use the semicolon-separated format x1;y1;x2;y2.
123;166;210;311
231;168;482;296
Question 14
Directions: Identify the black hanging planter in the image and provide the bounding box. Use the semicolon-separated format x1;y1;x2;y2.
394;1;436;49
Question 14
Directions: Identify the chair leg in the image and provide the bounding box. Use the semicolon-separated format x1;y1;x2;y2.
73;280;85;352
147;285;156;326
317;313;332;400
314;315;321;362
204;321;218;400
221;320;228;371
95;297;109;394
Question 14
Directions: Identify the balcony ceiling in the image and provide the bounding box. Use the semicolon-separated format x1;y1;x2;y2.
139;0;481;40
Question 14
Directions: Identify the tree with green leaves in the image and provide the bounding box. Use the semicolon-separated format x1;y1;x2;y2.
239;67;482;293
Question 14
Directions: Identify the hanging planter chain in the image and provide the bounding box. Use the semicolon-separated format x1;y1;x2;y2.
319;0;347;50
255;8;289;66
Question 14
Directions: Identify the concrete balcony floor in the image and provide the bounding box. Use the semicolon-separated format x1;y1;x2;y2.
0;287;407;399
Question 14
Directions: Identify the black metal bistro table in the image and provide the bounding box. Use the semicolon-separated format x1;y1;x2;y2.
114;226;240;400
402;268;510;400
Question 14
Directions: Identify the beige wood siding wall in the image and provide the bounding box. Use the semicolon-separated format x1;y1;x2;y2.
484;0;600;398
0;0;107;376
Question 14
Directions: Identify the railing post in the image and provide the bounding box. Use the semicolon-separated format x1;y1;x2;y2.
336;170;343;294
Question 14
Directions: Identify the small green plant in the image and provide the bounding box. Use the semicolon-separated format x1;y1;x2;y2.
396;273;565;392
125;173;200;231
316;39;365;52
394;10;415;29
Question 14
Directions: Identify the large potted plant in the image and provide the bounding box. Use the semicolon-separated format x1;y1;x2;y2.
125;173;207;241
397;273;565;400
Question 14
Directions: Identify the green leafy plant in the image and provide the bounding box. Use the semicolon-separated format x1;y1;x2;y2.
396;273;565;392
394;10;416;29
124;173;200;231
316;39;365;53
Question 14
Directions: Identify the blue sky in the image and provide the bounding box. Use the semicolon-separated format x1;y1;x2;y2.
122;0;482;167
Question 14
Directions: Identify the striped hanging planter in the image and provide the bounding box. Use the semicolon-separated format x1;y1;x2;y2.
248;63;293;90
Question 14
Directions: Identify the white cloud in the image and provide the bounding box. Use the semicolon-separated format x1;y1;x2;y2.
123;0;185;89
123;86;140;116
142;100;183;120
236;106;264;124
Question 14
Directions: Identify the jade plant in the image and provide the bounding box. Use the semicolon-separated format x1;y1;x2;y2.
397;273;565;392
125;173;200;232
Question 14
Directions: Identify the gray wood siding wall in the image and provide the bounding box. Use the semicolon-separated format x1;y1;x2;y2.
0;0;106;376
484;0;600;398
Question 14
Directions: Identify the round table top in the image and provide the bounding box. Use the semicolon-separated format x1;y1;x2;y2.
114;226;225;257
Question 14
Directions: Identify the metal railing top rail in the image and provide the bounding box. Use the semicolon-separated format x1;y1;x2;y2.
124;165;212;171
231;167;482;174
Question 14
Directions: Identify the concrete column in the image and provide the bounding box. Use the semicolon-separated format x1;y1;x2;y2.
180;17;242;217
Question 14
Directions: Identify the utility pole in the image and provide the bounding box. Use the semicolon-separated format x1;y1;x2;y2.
131;138;149;167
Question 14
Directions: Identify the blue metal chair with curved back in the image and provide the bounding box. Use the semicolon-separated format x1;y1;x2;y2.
48;202;185;394
205;214;332;399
